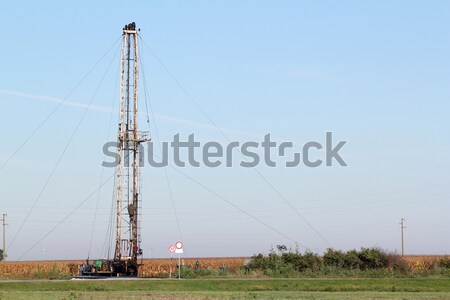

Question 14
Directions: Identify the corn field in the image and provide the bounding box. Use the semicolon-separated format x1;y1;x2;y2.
0;257;248;279
401;255;446;271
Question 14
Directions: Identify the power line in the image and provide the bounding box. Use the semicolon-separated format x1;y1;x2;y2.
99;168;117;260
139;36;332;248
139;49;184;244
168;161;303;247
17;172;116;260
88;48;121;260
0;36;121;173
9;42;121;251
146;151;306;249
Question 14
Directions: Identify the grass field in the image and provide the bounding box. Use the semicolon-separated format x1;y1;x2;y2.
1;278;450;299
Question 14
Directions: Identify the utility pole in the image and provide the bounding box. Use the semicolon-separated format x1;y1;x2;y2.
400;218;406;256
1;214;7;261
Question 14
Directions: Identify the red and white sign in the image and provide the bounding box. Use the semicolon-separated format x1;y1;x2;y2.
175;241;183;249
168;245;176;253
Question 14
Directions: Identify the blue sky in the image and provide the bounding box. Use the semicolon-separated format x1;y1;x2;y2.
1;1;450;260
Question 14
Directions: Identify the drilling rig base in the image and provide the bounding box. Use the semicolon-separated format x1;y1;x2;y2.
76;259;139;278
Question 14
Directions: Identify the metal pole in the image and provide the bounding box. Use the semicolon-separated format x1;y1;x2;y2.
178;253;181;279
400;218;406;256
1;214;6;261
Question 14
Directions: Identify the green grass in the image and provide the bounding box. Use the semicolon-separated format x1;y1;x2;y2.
1;278;450;299
4;290;450;300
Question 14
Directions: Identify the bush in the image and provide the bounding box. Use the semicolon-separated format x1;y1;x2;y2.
357;248;388;269
246;247;450;278
297;252;322;272
280;251;321;273
247;253;268;270
439;257;450;268
323;248;346;268
343;249;362;269
386;254;410;274
247;249;322;276
266;252;285;272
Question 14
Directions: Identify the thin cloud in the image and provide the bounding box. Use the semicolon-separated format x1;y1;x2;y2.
0;88;260;138
0;88;114;113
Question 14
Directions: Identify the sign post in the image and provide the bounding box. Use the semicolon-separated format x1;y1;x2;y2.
175;241;183;279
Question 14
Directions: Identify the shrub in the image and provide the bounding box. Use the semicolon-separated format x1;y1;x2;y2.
343;249;362;269
386;254;410;274
245;247;450;278
323;248;346;268
299;252;322;272
247;253;267;270
247;250;322;276
280;252;303;270
439;257;450;269
179;265;194;278
357;248;388;269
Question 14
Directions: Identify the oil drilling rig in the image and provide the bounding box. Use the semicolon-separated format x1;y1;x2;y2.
79;22;150;277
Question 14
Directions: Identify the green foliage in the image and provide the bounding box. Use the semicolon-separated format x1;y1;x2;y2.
323;248;346;268
285;251;322;272
247;253;267;270
439;257;450;268
31;265;72;280
179;265;222;278
248;248;322;277
343;249;363;269
323;248;389;270
0;249;3;262
386;254;411;274
248;246;401;277
357;247;388;269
